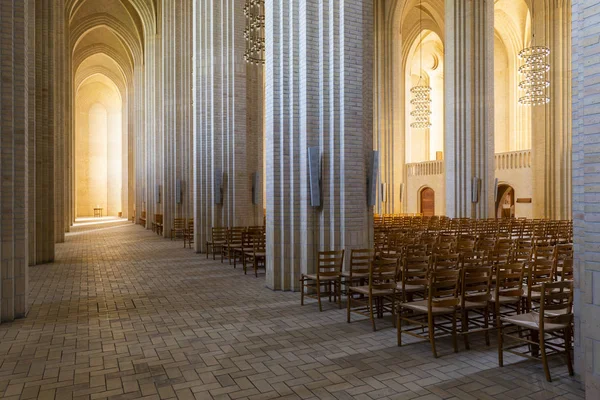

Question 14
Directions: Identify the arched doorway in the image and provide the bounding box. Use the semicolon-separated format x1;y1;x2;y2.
420;187;435;216
496;184;515;219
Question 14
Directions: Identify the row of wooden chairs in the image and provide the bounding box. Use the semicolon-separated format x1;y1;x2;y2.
206;226;266;277
300;247;574;382
375;216;573;243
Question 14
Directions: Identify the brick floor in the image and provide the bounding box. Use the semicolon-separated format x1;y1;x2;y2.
0;220;586;399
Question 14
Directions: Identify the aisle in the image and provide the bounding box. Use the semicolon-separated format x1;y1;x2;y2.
0;222;583;399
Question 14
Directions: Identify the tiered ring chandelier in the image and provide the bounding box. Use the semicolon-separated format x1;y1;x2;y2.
518;1;549;105
244;0;265;65
410;0;432;129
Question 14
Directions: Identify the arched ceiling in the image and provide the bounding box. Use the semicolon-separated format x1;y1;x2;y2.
69;0;156;94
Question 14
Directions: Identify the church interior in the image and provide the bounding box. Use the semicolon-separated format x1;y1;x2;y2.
0;0;598;398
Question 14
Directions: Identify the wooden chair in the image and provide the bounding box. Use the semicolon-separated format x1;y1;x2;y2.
170;218;186;240
397;269;461;358
206;227;227;259
155;214;163;235
347;257;398;331
397;255;430;302
498;280;574;382
139;211;147;226
301;250;345;311
183;219;194;248
244;233;266;277
554;244;573;281
432;253;460;273
221;227;245;263
459;265;493;349
523;259;554;312
490;263;525;325
341;249;373;295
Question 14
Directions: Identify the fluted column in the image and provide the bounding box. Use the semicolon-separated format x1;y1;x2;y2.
53;0;66;241
1;0;31;322
572;1;600;396
444;0;494;219
265;0;374;290
33;0;55;263
531;0;572;220
193;0;258;253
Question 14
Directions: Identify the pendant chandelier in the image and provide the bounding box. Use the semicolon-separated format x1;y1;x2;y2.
518;1;550;106
244;0;265;65
410;0;432;129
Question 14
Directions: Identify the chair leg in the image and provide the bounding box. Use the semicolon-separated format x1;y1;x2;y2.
540;332;552;382
397;311;402;346
565;326;574;376
254;259;258;278
429;313;438;358
300;277;305;306
337;279;342;309
347;293;352;323
369;296;376;331
452;310;458;353
484;305;490;347
317;280;322;312
498;321;504;367
462;309;470;350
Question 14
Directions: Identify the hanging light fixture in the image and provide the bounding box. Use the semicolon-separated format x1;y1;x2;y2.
518;0;550;106
244;0;265;65
410;0;432;129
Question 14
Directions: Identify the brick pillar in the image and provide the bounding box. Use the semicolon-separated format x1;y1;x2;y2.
444;0;495;219
193;0;259;253
572;1;600;397
265;0;374;291
0;0;31;322
33;0;55;264
532;0;572;220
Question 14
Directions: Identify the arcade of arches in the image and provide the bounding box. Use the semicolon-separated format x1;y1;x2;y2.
0;0;598;398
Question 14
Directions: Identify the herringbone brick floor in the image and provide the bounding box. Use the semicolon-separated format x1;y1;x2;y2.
0;220;585;399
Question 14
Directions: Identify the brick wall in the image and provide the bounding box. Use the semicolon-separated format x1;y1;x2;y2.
572;0;600;396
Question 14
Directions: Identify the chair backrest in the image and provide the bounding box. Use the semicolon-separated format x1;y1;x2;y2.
495;262;525;300
173;218;185;229
528;259;554;292
428;269;461;309
405;244;428;257
432;253;460;272
187;219;194;231
227;227;245;243
560;258;574;281
402;255;430;290
539;280;573;331
369;257;399;291
317;250;345;278
348;249;372;277
461;251;488;269
533;245;555;261
211;227;227;241
461;265;492;306
253;234;266;254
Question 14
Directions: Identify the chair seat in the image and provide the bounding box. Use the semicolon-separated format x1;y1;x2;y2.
208;240;226;245
396;283;426;292
489;295;521;305
341;271;368;279
349;285;394;296
501;312;569;332
302;274;340;281
399;300;455;315
460;299;489;310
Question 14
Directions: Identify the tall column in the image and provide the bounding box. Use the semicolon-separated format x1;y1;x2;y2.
531;0;572;220
444;0;494;219
33;0;55;264
193;0;258;253
572;1;600;397
53;0;66;241
0;0;31;322
265;0;374;291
